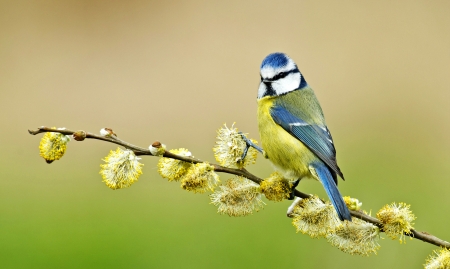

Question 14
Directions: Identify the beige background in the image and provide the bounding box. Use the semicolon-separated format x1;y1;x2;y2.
1;1;450;268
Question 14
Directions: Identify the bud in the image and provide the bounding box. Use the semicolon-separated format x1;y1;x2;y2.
100;128;117;137
343;196;362;211
149;141;166;156
72;130;87;141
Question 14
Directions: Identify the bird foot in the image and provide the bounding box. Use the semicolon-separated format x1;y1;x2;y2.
237;132;266;163
288;179;301;200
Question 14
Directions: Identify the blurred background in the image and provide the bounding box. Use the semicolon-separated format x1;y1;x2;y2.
1;0;450;268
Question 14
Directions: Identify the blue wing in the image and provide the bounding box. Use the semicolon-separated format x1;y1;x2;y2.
271;105;344;180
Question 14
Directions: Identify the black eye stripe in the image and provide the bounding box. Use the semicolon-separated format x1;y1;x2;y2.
266;69;299;81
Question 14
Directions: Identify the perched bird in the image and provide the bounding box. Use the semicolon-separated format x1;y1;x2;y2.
256;52;351;221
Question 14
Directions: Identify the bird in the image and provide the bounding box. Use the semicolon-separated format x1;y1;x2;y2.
256;52;352;221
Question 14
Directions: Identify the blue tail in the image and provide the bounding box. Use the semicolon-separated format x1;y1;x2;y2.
310;163;352;221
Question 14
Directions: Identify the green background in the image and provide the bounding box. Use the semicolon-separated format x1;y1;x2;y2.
1;1;450;268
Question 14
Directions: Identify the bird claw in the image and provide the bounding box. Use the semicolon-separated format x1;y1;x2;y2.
238;132;265;162
288;179;301;200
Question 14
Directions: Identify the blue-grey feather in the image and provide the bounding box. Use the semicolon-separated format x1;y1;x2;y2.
261;52;289;69
310;163;352;221
270;106;343;180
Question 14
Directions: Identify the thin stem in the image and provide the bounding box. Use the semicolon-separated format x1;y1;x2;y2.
28;126;450;249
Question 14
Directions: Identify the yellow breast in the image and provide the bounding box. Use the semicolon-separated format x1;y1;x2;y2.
257;97;317;180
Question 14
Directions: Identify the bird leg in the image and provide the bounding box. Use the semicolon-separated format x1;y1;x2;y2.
238;132;267;163
287;197;303;217
288;179;301;200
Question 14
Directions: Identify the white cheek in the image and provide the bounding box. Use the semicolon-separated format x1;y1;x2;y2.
257;83;267;99
273;73;301;95
284;73;301;89
271;83;284;96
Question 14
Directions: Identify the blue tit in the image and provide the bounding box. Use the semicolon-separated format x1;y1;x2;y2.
257;52;352;221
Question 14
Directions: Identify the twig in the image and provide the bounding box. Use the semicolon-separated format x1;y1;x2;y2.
28;126;450;249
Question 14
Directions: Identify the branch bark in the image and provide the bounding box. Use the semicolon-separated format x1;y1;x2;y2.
28;126;450;249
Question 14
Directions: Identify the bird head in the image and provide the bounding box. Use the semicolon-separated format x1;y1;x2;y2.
258;52;305;99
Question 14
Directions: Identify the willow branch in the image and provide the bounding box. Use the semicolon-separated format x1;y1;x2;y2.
28;126;450;249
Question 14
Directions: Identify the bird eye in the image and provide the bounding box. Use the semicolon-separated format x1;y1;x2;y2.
260;75;263;82
272;72;287;80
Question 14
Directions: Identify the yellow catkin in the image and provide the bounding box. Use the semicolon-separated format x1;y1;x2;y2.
213;124;258;169
343;196;362;211
180;163;220;193
377;202;415;243
425;248;450;269
100;148;143;190
210;177;264;217
39;131;70;163
326;217;380;256
260;172;291;202
157;148;193;181
291;196;342;238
